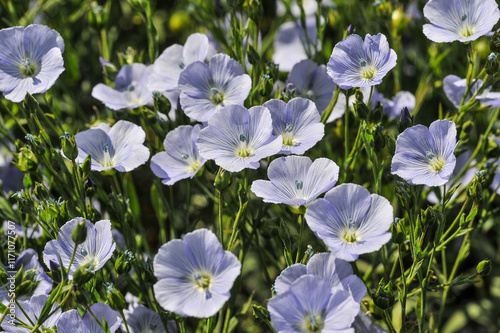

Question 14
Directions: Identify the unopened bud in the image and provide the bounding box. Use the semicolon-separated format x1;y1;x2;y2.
476;259;491;277
72;220;88;245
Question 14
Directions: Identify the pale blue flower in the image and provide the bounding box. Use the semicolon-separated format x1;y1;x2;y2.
92;63;153;110
423;0;500;43
372;89;416;118
286;60;336;114
196;105;282;172
391;120;458;186
151;125;206;185
153;228;241;318
178;54;251;122
251;155;339;208
263;98;324;155
443;74;500;108
148;33;209;93
327;33;397;90
57;303;122;333
274;253;366;303
74;120;150;172
43;217;116;278
0;24;65;102
305;183;394;261
273;16;319;72
123;303;178;333
1;294;62;332
268;275;360;333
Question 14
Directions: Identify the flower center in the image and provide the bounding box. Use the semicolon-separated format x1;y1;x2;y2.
101;143;115;167
342;219;358;243
20;58;37;77
180;153;189;160
305;90;315;99
236;133;253;158
179;61;185;69
425;151;446;172
193;272;212;290
283;124;296;146
360;66;377;80
210;87;225;105
295;180;303;190
302;314;323;332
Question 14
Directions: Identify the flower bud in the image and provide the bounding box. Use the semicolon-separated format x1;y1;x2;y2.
22;93;39;114
391;218;405;244
486;53;499;75
153;91;172;117
373;282;395;310
72;220;88;245
354;101;369;120
85;178;96;198
106;283;127;311
73;263;94;285
61;133;79;161
82;154;92;176
398;107;413;133
247;44;260;66
115;250;135;275
214;169;231;191
476;259;491;277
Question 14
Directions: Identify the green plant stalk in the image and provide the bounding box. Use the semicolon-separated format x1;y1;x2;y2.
398;243;407;333
320;86;341;123
295;214;304;263
343;92;350;180
219;189;224;248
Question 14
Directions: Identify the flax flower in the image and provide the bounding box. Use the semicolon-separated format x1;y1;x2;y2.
305;183;393;261
391;119;458;186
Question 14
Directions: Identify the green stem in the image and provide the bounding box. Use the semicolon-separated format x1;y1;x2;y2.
295;214;304;263
343;91;350;180
320;87;341;123
219;189;224;248
398;244;407;333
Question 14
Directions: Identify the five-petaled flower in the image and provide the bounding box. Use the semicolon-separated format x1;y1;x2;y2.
0;24;65;102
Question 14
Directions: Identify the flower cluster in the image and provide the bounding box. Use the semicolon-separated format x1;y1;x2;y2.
2;1;500;331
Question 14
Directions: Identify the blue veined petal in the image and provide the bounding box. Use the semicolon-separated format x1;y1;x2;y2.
392;120;457;186
179;54;251;122
151;125;206;186
74;120;149;172
423;0;500;43
263;98;324;155
327;33;397;90
196;105;281;172
124;303;177;333
92;63;153;110
42;218;116;278
84;303;122;333
153;229;241;318
0;25;65;102
268;275;359;332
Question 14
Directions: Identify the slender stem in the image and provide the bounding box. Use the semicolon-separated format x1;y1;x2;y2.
398;244;407;333
295;214;304;263
320;87;341;123
343;92;350;180
219;189;224;248
120;310;131;333
367;86;374;106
